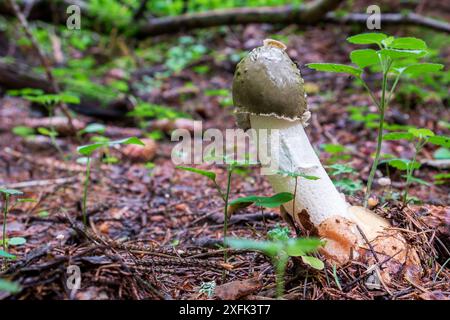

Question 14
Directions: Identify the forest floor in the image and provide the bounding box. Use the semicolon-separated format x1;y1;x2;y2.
0;21;449;300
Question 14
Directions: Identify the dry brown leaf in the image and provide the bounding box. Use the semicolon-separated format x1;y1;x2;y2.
122;138;157;162
215;277;262;300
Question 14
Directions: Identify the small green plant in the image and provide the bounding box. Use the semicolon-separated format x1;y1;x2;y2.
434;147;450;160
127;101;189;127
198;281;216;298
228;192;294;211
8;89;80;159
205;88;233;108
321;143;351;163
177;163;233;262
77;137;144;227
78;123;106;137
276;170;320;217
12;126;35;138
307;33;444;207
226;233;323;298
0;188;25;255
165;36;207;73
0;278;21;293
177;154;257;262
37;127;65;158
434;173;450;186
0;250;16;261
320;144;363;195
383;128;449;204
228;191;294;230
327;163;363;195
90;136;121;164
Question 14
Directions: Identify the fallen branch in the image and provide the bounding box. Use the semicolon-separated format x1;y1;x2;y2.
0;60;53;92
0;0;343;37
2;147;87;172
0;176;80;190
136;0;343;37
325;12;450;34
137;9;450;37
1;0;449;36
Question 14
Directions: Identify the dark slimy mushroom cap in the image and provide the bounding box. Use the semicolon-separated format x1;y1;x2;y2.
232;39;308;130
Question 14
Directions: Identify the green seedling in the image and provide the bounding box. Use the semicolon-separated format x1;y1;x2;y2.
327;163;363;195
321;143;351;163
165;36;207;74
383;128;449;204
205;88;233;108
37;126;65;159
127;101;189;128
177;163;232;262
276;170;320;220
307;33;444;207
228;192;294;230
434;173;450;186
433;147;450;160
77;137;144;227
12;126;35;138
226;235;323;298
88;135;119;164
0;250;16;260
0;278;21;293
78;123;106;137
229;192;294;211
177;154;256;262
0;188;25;261
198;281;216;298
320;146;363;195
8;89;80;159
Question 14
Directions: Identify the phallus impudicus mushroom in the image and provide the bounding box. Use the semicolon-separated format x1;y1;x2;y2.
232;39;420;280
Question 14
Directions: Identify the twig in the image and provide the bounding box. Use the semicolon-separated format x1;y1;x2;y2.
2;147;111;172
341;249;402;291
0;176;80;190
64;212;166;299
356;224;381;265
325;12;450;34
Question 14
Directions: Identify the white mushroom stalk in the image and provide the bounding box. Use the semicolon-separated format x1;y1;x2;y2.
232;39;420;274
249;114;352;227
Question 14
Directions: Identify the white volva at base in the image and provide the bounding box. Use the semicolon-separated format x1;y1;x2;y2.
249;114;354;226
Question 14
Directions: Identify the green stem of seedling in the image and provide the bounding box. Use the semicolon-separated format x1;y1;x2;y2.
402;139;424;205
223;166;233;263
387;73;401;104
332;264;342;291
47;105;66;160
2;195;9;252
82;157;91;228
364;61;391;207
402;150;417;205
292;177;298;217
275;254;288;298
213;181;226;202
360;79;380;109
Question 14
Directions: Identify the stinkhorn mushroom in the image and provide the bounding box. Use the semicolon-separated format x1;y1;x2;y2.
232;39;420;280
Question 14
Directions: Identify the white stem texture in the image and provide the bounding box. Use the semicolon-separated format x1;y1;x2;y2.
249;114;353;226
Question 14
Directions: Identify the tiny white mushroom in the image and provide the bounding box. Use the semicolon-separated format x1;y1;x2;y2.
378;177;392;187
